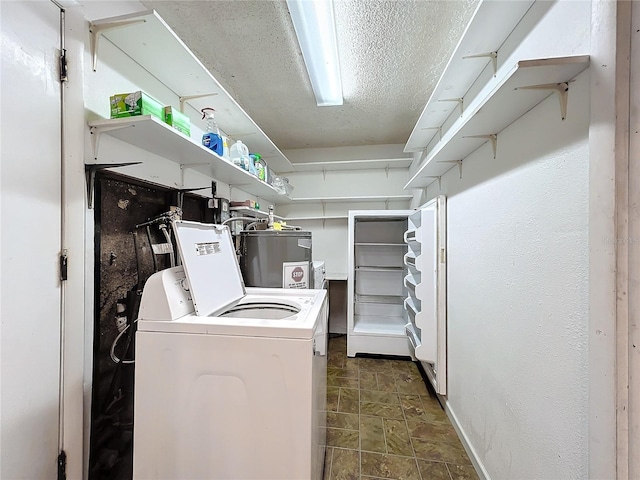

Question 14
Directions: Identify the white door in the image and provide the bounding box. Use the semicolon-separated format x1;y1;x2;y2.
1;2;63;478
404;195;447;394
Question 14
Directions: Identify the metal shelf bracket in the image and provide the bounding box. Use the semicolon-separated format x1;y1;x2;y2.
179;93;219;113
439;98;464;116
463;51;498;76
90;124;135;160
464;133;498;158
424;176;442;191
438;160;463;179
85;162;142;209
515;82;571;120
90;19;146;72
420;126;443;143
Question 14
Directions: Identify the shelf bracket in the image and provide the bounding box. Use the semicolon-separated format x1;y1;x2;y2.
464;133;498;158
439;98;464;116
424;176;442;191
89;124;135;160
420;126;443;143
180;163;209;187
173;186;209;211
385;165;390;179
179;93;219;113
385;199;390;210
463;51;498;76
89;19;146;72
322;168;327;181
515;82;570;120
438;160;463;179
85;162;142;209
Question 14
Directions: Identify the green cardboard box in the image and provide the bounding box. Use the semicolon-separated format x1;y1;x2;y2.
110;91;164;121
164;106;191;136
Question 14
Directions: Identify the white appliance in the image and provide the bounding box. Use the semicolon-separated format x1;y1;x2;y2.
346;196;447;394
312;261;326;289
133;221;328;480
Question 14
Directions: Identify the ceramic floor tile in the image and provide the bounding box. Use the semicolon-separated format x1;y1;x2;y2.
360;452;421;480
327;428;359;449
360;415;386;453
376;373;398;392
447;463;479;480
383;419;413;456
327;412;360;430
328;375;360;389
416;459;451;480
360;371;378;390
360;389;401;405
327;387;339;412
338;388;360;414
411;437;472;465
360;402;405;420
324;336;478;480
328;366;359;379
330;448;359;480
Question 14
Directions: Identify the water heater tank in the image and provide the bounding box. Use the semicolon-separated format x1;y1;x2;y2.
240;230;313;288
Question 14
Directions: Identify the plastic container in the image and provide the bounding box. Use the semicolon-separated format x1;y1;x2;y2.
201;108;223;156
253;154;266;181
230;140;250;170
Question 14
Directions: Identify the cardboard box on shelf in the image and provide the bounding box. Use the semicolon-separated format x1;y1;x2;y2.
110;91;164;121
230;200;256;208
164;106;191;136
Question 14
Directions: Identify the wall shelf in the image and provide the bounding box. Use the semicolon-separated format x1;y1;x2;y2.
405;55;590;190
284;216;348;221
89;9;292;173
229;206;284;221
88;115;289;203
404;0;535;153
288;195;413;204
287;158;412;173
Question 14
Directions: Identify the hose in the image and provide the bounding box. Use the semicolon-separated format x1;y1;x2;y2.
109;319;137;364
159;223;175;267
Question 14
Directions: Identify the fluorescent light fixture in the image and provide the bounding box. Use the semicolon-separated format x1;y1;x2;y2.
287;0;343;106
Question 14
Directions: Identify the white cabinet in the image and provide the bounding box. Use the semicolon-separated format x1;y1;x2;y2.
347;211;412;358
404;196;447;395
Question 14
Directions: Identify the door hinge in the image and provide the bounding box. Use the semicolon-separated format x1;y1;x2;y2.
59;48;68;83
57;450;66;480
60;250;68;281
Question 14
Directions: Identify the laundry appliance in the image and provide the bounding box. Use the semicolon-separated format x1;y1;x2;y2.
133;221;328;480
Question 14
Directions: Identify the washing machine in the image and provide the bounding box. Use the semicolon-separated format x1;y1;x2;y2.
133;221;328;480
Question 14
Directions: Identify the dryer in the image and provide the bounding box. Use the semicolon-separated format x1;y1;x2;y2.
133;221;328;480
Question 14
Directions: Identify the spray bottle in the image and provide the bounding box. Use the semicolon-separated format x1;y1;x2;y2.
201;108;223;156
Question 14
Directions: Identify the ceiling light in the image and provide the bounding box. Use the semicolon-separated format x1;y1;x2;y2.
287;0;343;106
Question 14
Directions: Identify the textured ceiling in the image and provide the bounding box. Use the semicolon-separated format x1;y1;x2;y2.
141;0;478;151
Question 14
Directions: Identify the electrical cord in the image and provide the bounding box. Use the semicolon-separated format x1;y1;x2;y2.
109;318;138;364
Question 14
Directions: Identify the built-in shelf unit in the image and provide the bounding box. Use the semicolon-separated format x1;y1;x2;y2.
87;9;292;203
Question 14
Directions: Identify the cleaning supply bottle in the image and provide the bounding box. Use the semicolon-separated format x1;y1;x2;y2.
253;153;266;181
230;140;250;170
201;108;223;156
248;154;258;176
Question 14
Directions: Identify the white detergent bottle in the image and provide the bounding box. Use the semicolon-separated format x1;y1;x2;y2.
229;140;249;170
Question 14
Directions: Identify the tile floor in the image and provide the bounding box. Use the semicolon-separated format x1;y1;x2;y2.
323;335;478;480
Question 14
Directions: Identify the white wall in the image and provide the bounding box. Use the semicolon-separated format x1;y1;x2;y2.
416;2;593;478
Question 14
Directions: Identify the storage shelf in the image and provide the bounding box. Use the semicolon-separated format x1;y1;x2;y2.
353;315;407;336
287;158;412;173
88;116;289;203
284;215;348;221
355;294;404;305
229;206;284;221
404;0;535;153
405;55;590;189
289;195;413;204
355;243;407;247
90;9;293;172
356;266;405;272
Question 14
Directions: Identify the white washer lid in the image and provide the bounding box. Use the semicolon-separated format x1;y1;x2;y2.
173;221;245;316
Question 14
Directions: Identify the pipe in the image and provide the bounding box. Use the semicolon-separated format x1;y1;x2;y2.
159;224;175;267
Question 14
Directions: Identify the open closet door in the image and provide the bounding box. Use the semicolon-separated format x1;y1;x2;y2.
404;195;447;394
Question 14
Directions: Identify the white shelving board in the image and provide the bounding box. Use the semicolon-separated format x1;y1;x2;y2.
90;9;293;173
288;195;413;204
404;0;535;153
284;216;348;221
287;158;412;173
89;116;289;203
405;55;590;189
229;206;284;221
352;315;407;336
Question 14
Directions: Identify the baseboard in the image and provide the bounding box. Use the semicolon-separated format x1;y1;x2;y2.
443;401;491;480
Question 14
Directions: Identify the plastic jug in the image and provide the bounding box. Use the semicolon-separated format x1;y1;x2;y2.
230;140;250;170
